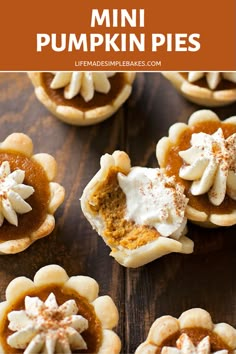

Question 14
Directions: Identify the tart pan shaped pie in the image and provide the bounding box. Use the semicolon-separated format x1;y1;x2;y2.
135;308;236;354
0;264;121;354
0;133;65;254
81;151;193;268
28;72;136;126
156;110;236;227
162;72;236;107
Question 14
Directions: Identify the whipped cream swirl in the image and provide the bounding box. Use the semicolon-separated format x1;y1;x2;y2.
118;167;188;239
161;333;228;354
7;292;89;354
187;72;236;90
50;72;115;102
0;161;34;226
179;128;236;206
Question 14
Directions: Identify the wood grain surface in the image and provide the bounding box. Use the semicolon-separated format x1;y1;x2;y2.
0;72;236;353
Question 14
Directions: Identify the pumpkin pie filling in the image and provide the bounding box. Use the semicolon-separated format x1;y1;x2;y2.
87;167;160;250
42;73;126;111
165;121;236;215
155;328;231;354
0;151;50;241
0;285;102;354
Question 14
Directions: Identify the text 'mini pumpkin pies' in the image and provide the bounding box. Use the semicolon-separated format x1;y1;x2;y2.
28;72;136;125
0;264;121;354
162;72;236;107
81;151;193;268
0;133;65;254
156;110;236;227
135;308;236;354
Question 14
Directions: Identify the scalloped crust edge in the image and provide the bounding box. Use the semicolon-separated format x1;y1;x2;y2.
162;72;236;107
156;110;236;227
0;264;121;354
81;151;193;268
135;308;236;353
0;133;65;254
28;72;136;126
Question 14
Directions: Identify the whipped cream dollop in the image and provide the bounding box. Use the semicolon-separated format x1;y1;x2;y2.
0;161;34;226
50;72;115;102
118;167;188;239
179;128;236;206
161;333;228;354
187;72;236;90
7;292;89;354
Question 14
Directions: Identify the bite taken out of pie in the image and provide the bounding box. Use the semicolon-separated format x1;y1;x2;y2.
0;264;121;354
0;133;65;254
135;308;236;354
156;110;236;227
81;151;193;268
28;72;136;126
162;72;236;107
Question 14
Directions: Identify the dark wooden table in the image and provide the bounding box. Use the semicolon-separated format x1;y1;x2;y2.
0;72;236;353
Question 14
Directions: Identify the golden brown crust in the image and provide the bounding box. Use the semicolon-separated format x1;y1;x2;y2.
0;264;121;354
81;151;193;268
135;308;236;353
0;133;65;254
28;72;136;126
156;110;236;227
162;72;236;107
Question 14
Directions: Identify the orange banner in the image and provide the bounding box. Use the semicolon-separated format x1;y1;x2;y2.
0;0;235;71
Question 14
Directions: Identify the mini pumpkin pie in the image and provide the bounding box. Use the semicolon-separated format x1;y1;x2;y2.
0;133;65;254
28;72;136;125
0;264;121;354
156;109;236;227
135;308;236;354
162;72;236;107
80;151;193;268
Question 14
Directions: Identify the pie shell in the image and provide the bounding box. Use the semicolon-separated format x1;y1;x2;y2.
80;150;193;268
0;133;65;254
135;308;236;354
156;109;236;227
162;72;236;107
28;72;136;126
0;264;121;354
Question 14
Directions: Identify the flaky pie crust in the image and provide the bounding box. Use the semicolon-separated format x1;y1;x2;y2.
0;264;121;354
81;151;193;268
28;72;136;126
162;72;236;107
135;308;236;353
0;133;65;254
156;110;236;227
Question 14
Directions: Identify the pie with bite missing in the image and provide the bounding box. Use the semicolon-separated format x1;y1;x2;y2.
28;72;136;125
81;150;193;268
0;133;65;254
162;72;236;107
0;264;121;354
156;109;236;227
135;308;236;354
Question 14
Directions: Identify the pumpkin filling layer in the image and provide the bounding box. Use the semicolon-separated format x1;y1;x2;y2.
0;151;50;241
88;167;160;250
0;285;102;354
42;73;126;111
155;327;230;354
165;121;236;214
